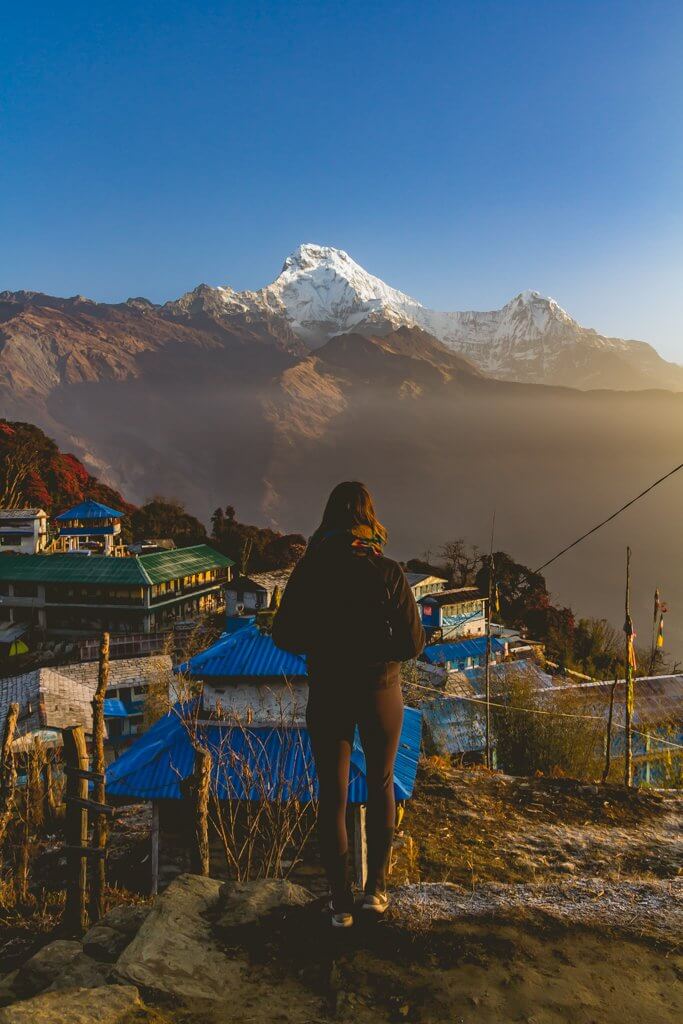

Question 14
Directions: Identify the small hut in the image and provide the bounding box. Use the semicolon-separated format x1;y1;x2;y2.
55;499;125;555
106;623;422;890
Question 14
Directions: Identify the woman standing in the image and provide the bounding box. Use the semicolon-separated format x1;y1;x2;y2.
272;482;425;927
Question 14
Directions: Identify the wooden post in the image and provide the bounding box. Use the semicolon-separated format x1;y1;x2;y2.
42;757;57;823
623;547;634;788
191;748;211;876
62;725;89;935
484;513;496;770
0;704;19;850
90;632;109;922
602;675;618;783
648;588;660;677
150;801;160;896
17;739;43;901
352;804;368;890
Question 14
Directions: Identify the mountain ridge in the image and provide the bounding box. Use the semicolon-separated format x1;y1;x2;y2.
5;240;678;391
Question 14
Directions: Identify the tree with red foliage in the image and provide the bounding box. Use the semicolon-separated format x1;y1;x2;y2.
0;420;132;516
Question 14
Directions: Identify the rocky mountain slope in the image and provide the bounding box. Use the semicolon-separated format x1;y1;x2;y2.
163;243;683;391
4;244;680;399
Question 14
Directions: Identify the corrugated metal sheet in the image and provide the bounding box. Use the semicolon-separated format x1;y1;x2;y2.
0;623;29;644
55;500;124;521
0;553;148;585
455;659;554;694
178;625;307;679
139;545;233;585
542;675;683;728
0;508;45;519
105;706;422;802
421;697;485;755
422;636;506;666
0;544;232;586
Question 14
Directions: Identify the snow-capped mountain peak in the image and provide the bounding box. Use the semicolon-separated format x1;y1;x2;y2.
496;290;578;340
259;243;421;343
161;242;679;388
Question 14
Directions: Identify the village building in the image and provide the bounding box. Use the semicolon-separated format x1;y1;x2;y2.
405;572;448;600
0;545;233;638
419;665;682;782
0;508;49;555
543;675;683;786
54;499;125;556
418;635;507;680
106;622;422;889
225;568;293;615
418;586;487;638
176;620;308;721
0;654;173;752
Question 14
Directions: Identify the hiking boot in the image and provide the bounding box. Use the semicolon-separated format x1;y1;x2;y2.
362;891;390;914
328;899;354;928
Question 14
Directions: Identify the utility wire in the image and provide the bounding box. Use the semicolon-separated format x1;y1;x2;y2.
534;461;683;574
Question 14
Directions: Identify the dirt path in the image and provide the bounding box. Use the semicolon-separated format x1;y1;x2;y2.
169;887;683;1024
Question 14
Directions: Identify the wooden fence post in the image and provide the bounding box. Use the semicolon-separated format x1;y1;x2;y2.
0;704;19;852
62;725;89;935
17;739;43;901
602;676;618;783
623;547;634;788
352;804;368;890
42;756;57;823
90;632;109;922
191;748;211;876
150;801;160;896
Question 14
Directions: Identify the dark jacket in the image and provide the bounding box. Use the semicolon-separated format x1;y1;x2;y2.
272;534;425;690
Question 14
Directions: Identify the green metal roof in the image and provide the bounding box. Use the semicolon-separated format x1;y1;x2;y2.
138;545;233;585
0;545;233;587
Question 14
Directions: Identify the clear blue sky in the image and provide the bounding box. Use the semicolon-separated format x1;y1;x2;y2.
2;1;682;359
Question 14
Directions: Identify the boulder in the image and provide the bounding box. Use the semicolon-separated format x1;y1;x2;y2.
217;879;314;928
13;940;83;998
116;873;244;1003
97;904;151;939
46;954;110;991
83;904;151;963
0;972;19;1008
0;984;143;1024
81;926;124;964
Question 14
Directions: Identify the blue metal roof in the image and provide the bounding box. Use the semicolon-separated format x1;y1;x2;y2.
421;697;485;755
105;705;422;803
178;625;307;679
422;636;506;665
55;499;124;521
104;698;129;718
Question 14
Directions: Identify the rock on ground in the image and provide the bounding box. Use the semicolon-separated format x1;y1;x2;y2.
13;940;83;998
45;954;110;992
217;879;313;928
83;905;151;963
115;874;244;1003
0;974;18;1009
0;984;144;1024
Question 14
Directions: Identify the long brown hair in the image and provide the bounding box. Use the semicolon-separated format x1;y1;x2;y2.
316;481;387;543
